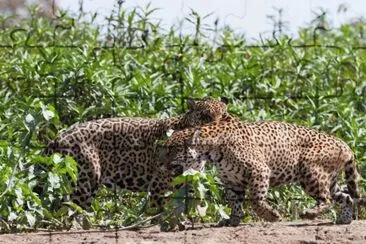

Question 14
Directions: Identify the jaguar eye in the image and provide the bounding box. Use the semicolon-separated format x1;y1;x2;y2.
200;111;212;120
203;114;213;122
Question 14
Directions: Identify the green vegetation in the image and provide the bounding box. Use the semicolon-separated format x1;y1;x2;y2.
0;4;365;232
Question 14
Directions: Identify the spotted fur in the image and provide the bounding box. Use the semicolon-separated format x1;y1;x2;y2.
163;114;365;225
43;97;228;209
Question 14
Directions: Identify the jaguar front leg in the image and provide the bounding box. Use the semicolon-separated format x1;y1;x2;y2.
218;186;245;227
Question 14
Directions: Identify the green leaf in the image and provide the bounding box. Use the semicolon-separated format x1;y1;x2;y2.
65;156;77;183
196;201;208;217
41;105;54;121
196;181;207;198
172;175;188;186
15;186;24;206
47;172;60;189
25;212;36;227
182;168;201;177
8;212;17;222
52;154;63;164
218;205;230;219
25;114;35;129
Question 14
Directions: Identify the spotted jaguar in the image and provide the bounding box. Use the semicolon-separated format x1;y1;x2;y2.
42;97;228;210
162;113;365;225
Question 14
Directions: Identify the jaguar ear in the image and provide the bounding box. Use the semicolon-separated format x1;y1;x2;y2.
186;98;196;110
221;96;229;104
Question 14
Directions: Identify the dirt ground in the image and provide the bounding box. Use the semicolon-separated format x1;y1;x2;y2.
1;220;366;244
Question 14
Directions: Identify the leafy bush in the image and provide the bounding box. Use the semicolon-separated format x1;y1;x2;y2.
0;4;365;231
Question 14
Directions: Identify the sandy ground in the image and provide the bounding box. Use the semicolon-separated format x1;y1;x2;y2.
1;220;366;244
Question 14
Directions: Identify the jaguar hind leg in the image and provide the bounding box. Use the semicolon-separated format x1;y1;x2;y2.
330;177;354;224
299;167;332;220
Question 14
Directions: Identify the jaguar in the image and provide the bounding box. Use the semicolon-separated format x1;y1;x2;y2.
43;97;228;210
162;113;365;225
